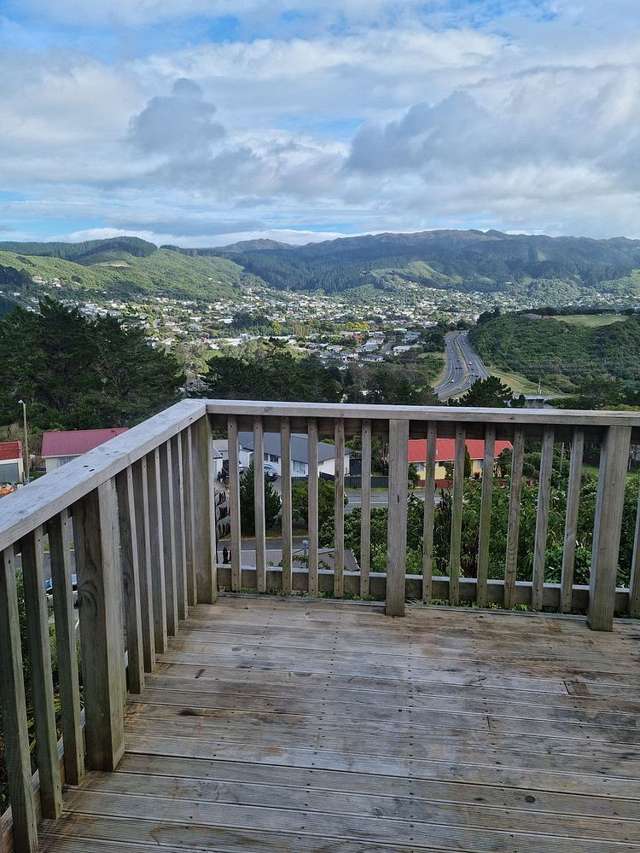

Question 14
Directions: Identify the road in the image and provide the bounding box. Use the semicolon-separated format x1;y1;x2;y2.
434;330;489;401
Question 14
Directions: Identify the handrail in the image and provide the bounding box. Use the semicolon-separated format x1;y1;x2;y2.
0;399;206;553
0;396;639;853
206;399;640;429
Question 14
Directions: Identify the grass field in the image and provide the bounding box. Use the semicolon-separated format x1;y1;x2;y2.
556;313;627;328
486;367;557;396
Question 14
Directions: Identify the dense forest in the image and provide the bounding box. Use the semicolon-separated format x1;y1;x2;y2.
0;299;184;430
470;312;640;394
3;231;640;302
176;229;640;294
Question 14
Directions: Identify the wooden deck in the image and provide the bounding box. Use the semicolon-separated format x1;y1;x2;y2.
40;597;640;853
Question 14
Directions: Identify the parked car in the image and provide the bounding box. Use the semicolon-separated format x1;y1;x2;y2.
263;462;278;481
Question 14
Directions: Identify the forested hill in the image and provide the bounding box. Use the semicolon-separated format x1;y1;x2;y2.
470;312;640;394
169;230;640;295
3;230;640;301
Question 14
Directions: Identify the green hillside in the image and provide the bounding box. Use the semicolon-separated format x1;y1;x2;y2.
176;229;640;297
470;312;640;392
0;245;247;301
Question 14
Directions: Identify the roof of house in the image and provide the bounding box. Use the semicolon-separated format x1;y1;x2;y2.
239;432;346;464
0;440;22;462
41;428;129;458
408;438;512;465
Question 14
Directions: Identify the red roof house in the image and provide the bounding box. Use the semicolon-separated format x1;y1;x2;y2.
0;440;24;485
0;440;22;462
408;438;512;465
41;428;128;472
408;437;512;484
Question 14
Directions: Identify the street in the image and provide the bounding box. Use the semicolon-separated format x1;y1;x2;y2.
434;330;489;400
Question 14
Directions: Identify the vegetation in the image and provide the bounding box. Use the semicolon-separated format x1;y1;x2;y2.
0;245;246;301
180;229;640;296
333;451;639;591
0;298;184;431
453;376;524;408
239;463;282;534
202;340;440;405
470;312;640;395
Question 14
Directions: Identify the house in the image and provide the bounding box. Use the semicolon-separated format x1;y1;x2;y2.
240;431;350;478
213;432;350;478
41;428;129;473
0;440;23;484
408;437;512;484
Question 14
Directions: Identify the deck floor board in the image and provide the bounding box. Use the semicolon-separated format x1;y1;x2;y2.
40;597;640;852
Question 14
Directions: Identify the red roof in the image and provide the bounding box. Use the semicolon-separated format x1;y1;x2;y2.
0;440;22;462
408;437;512;464
41;428;128;458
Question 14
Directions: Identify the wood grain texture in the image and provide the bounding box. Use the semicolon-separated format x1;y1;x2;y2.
159;441;178;635
448;424;465;606
145;448;167;653
561;429;584;614
37;597;640;853
629;475;640;619
334;419;346;598
386;419;409;616
227;415;242;592
0;547;39;852
20;527;63;819
307;419;319;596
588;426;632;631
171;433;188;621
115;467;144;694
359;419;372;597
131;456;155;672
421;422;437;604
181;425;197;607
531;427;554;611
476;424;496;608
504;427;525;609
0;399;207;555
280;417;293;595
191;414;217;604
48;509;85;785
253;416;267;593
73;481;125;771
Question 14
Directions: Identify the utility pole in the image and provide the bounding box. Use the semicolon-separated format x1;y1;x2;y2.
17;399;29;484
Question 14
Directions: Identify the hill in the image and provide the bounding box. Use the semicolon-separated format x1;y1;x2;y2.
170;230;640;297
469;311;640;393
0;242;247;301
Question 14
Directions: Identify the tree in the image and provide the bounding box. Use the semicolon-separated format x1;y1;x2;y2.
203;341;343;402
292;477;335;529
0;298;184;430
239;462;281;534
454;376;515;408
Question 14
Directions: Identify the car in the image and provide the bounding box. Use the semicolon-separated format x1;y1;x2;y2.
263;462;278;481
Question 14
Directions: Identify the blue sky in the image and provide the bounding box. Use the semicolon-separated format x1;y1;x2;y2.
1;0;639;246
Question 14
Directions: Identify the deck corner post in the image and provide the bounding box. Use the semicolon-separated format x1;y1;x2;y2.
192;413;217;603
73;479;126;770
588;425;632;631
386;418;409;617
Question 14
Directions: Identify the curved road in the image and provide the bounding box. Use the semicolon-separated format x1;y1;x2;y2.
434;330;489;401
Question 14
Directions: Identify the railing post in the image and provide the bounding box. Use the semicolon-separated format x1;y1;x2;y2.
588;425;632;631
73;479;126;770
631;479;640;619
0;547;39;852
386;419;409;616
192;414;217;603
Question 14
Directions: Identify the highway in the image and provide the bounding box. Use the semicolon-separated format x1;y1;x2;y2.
434;330;489;401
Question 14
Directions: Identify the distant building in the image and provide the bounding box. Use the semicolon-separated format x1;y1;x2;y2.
0;441;24;484
408;438;512;484
41;428;129;473
213;433;350;478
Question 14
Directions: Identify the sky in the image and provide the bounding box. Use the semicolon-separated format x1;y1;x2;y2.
1;0;640;246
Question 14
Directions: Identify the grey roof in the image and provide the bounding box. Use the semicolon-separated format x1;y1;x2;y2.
239;432;346;464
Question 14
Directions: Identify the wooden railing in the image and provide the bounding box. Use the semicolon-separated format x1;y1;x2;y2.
1;398;640;850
